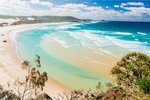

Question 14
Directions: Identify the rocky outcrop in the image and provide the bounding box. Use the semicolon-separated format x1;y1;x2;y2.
33;93;52;100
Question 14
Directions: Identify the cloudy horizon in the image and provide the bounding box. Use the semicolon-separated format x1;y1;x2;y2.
0;0;150;21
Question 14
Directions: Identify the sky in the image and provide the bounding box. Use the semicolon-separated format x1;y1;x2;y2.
0;0;150;21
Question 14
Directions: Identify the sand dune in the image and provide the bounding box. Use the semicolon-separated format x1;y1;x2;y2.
0;18;20;25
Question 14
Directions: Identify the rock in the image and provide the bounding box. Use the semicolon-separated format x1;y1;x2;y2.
34;93;52;100
3;40;7;43
1;34;4;36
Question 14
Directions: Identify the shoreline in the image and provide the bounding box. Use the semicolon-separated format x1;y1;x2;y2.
0;22;119;97
0;23;69;97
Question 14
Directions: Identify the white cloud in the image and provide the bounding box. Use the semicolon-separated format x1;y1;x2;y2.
0;0;33;15
121;2;144;7
118;2;150;20
0;0;149;21
121;3;127;7
123;7;150;16
127;2;144;6
29;0;53;7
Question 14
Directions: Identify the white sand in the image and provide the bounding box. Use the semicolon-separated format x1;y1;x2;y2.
0;24;68;98
0;18;20;25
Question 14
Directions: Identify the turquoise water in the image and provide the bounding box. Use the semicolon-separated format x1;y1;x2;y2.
16;21;150;90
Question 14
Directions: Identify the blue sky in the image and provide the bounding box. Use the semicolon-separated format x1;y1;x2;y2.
0;0;150;21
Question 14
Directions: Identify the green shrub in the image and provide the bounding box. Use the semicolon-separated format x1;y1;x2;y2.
139;77;150;94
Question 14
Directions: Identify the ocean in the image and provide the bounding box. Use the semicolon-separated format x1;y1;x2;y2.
15;21;150;90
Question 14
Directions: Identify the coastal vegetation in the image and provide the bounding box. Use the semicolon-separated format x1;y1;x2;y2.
0;55;48;100
111;52;150;94
0;15;91;26
0;52;150;100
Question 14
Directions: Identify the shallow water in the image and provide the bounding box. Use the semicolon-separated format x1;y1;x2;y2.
16;21;150;90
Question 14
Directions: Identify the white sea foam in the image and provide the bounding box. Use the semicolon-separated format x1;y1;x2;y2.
144;42;148;44
43;34;71;48
43;30;113;54
105;36;141;49
132;35;135;38
105;36;150;54
113;32;132;35
137;32;146;35
135;39;139;41
42;25;150;56
68;30;112;48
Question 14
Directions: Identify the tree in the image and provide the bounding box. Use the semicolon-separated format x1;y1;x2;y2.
34;55;41;68
12;55;48;100
0;85;20;100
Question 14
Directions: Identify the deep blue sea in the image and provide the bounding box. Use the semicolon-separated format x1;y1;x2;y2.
14;21;150;90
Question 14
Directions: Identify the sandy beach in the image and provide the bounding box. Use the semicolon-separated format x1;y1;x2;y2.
0;24;68;98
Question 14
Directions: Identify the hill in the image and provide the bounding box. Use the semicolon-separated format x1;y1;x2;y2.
0;15;91;26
